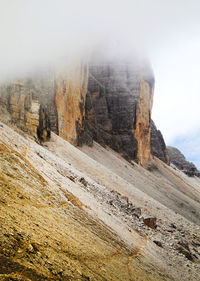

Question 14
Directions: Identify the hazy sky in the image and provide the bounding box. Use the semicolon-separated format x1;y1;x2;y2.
0;0;200;167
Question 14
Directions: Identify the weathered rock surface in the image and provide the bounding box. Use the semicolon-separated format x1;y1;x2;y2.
0;72;56;141
150;120;170;164
0;57;197;172
0;122;176;281
0;65;88;144
167;146;200;177
83;59;154;165
143;217;157;229
0;59;156;165
55;64;88;145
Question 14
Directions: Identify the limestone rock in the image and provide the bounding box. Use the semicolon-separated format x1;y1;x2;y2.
167;146;200;177
153;240;163;247
143;217;157;229
55;64;88;145
83;59;154;165
0;58;172;167
0;65;88;145
150;120;170;164
0;72;56;141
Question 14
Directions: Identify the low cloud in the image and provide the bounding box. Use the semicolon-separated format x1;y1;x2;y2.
0;0;199;78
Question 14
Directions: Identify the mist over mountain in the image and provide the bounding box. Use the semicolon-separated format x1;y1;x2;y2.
1;1;200;167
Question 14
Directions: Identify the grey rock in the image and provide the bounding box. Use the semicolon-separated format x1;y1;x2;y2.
82;58;154;162
167;146;200;177
153;240;163;247
150;120;170;164
175;244;196;262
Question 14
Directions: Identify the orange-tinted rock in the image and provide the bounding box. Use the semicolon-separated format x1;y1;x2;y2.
0;65;88;144
55;63;88;145
0;82;40;139
0;59;170;167
134;78;154;165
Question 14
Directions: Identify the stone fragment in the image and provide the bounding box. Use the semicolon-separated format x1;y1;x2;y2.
175;245;196;262
143;217;157;229
132;207;142;218
170;223;177;229
79;177;87;187
153;240;163;247
27;243;34;253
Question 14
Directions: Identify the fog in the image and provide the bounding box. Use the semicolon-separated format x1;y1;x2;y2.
1;0;199;76
1;0;200;167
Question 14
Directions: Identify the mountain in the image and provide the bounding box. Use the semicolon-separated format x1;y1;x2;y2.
0;59;169;166
167;146;200;177
0;58;200;280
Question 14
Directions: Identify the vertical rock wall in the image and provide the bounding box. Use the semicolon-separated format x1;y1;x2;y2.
0;75;55;141
83;60;154;165
134;79;154;164
55;63;88;145
150;120;170;164
0;59;170;167
0;64;88;144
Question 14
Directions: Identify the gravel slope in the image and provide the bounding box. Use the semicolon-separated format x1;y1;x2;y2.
0;122;200;280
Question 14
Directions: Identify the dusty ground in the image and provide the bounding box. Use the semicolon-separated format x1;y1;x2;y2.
0;121;200;280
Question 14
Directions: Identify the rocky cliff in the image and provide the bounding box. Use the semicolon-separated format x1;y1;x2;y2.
0;58;168;166
1;59;200;281
82;60;155;165
0;72;56;141
150;120;170;164
0;65;88;144
167;146;200;177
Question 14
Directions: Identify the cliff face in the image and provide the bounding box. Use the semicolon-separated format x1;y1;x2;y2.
0;59;169;166
134;79;154;164
82;60;154;165
55;64;88;145
0;73;56;141
0;65;88;144
150;120;170;164
167;146;200;177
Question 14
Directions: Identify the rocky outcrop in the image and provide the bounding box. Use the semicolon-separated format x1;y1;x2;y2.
0;76;54;141
0;59;156;165
55;64;88;145
167;146;200;177
82;60;154;165
0;65;88;144
1;58;186;168
150;120;170;164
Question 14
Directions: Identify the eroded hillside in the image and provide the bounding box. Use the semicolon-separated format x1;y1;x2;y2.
0;122;200;280
0;56;200;281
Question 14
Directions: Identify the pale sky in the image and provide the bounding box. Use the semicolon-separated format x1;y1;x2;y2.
0;0;200;168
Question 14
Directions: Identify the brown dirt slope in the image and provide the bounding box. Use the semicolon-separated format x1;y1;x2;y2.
0;122;175;281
